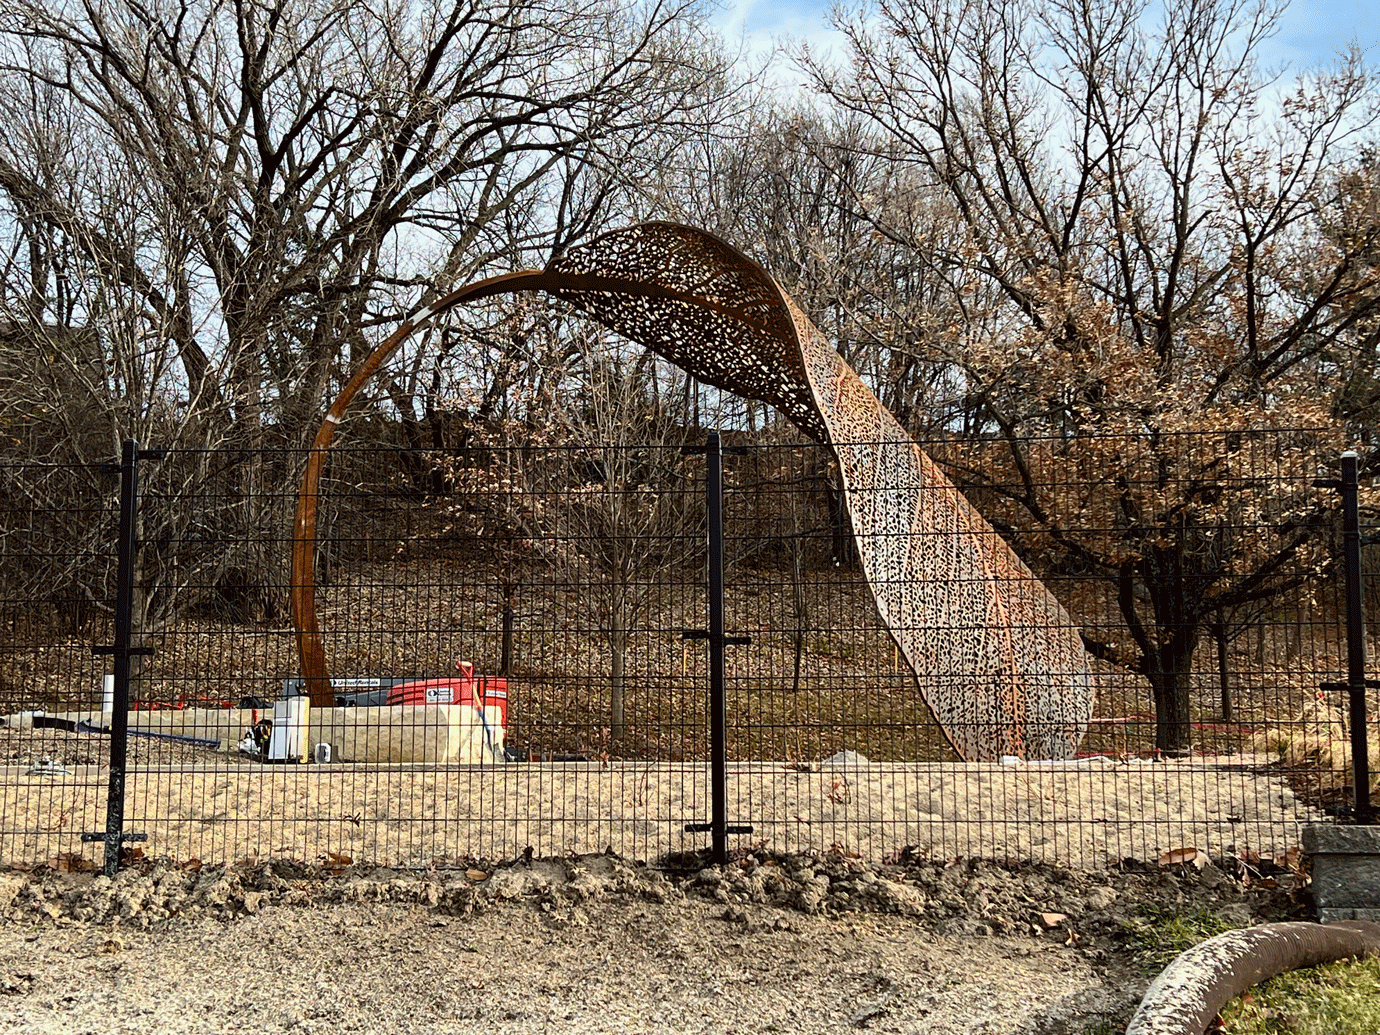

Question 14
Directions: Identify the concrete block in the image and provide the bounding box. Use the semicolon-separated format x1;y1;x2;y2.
1318;907;1380;923
313;705;502;764
125;708;256;748
1303;823;1380;923
1303;824;1380;855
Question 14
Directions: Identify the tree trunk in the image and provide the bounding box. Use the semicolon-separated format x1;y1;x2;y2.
128;582;150;706
790;498;808;694
1145;626;1200;756
1121;559;1201;757
500;597;514;677
610;608;626;747
827;483;854;569
1213;621;1232;723
1147;669;1194;756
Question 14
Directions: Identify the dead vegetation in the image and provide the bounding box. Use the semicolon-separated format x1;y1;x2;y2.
3;549;1364;780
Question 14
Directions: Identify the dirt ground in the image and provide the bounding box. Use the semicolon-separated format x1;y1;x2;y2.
0;849;1309;1035
0;721;1321;872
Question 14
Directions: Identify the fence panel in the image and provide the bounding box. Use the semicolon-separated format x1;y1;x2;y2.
0;431;1362;870
0;458;117;867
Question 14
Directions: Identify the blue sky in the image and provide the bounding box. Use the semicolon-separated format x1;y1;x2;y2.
1265;0;1380;65
712;0;1380;75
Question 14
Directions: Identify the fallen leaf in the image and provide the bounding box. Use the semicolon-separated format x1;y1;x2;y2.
1039;912;1068;928
1158;847;1206;869
0;972;35;996
321;852;352;875
48;853;96;873
466;868;487;882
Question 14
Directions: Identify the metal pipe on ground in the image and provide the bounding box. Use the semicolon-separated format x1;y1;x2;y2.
1124;920;1380;1035
74;719;220;750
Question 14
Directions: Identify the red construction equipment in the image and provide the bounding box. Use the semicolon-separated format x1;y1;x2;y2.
385;659;509;729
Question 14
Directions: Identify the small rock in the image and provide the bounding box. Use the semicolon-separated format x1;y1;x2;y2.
1085;887;1117;910
1198;862;1226;889
1218;902;1253;926
848;991;892;1026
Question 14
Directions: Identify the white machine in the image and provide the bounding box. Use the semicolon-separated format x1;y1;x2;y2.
267;696;310;763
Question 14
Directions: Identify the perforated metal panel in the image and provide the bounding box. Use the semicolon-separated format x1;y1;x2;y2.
548;223;1094;761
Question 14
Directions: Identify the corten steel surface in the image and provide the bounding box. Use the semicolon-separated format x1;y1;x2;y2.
291;222;1095;761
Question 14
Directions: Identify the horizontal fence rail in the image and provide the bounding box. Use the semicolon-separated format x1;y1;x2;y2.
0;429;1372;871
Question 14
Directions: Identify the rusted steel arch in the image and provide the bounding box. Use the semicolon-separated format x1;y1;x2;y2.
291;222;1095;761
290;269;546;709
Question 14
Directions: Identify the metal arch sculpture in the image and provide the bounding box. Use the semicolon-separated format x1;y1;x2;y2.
291;222;1095;761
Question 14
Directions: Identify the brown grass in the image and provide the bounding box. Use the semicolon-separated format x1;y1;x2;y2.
1;551;1358;780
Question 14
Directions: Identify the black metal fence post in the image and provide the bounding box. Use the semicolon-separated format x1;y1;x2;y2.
682;431;753;864
86;438;154;875
1318;450;1376;824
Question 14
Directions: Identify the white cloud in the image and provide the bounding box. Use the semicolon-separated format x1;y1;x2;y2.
711;0;848;93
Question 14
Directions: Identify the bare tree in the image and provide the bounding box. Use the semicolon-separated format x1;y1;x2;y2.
0;0;733;647
1;0;732;431
546;342;703;749
803;0;1380;752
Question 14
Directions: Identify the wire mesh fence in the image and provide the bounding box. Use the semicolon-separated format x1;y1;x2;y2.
0;429;1371;872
